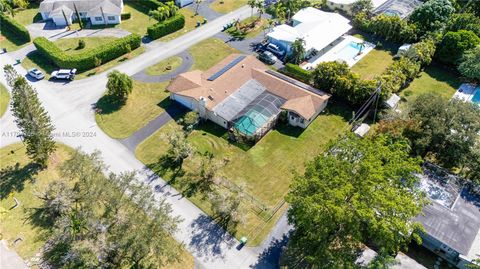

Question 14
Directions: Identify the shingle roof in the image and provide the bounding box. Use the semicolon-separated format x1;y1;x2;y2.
167;54;330;120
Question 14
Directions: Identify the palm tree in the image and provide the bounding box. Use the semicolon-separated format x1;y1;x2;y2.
288;38;306;64
194;0;203;16
248;0;256;17
0;0;15;17
357;42;366;55
165;1;179;16
256;0;265;20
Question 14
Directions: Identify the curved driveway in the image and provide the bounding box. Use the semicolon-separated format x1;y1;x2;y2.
0;6;291;269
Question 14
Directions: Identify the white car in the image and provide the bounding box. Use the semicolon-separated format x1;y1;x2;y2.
51;69;76;81
27;68;45;80
266;43;285;57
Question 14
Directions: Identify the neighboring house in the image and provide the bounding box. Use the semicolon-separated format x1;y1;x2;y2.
175;0;193;7
326;0;388;15
266;7;352;57
415;163;480;269
39;0;123;26
374;0;423;19
167;54;331;140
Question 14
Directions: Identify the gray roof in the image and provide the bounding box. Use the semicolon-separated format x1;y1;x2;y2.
213;79;266;122
50;5;73;17
87;0;122;17
374;0;422;19
40;0;122;14
415;166;480;255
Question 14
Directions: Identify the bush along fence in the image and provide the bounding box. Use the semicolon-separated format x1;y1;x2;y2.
353;12;418;44
33;34;141;71
147;13;185;40
283;39;436;107
0;13;31;43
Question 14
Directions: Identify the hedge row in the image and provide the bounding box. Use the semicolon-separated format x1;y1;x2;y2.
353;12;417;43
135;0;164;10
0;13;31;43
147;14;185;40
281;63;312;84
33;34;141;71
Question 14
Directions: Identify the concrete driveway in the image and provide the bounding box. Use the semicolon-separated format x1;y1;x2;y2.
26;21;131;40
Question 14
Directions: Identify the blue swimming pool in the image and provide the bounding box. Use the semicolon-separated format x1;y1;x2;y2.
472;87;480;105
336;41;365;62
234;110;269;136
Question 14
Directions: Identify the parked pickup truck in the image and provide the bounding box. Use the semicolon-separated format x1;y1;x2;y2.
51;69;76;81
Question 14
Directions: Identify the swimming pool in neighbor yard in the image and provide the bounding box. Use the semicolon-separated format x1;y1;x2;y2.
471;87;480;105
302;35;375;70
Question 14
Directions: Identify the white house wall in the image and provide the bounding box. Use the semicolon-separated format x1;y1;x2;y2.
171;94;196;110
90;14;121;25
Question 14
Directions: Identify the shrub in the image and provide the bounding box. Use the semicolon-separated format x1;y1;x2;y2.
136;0;164;10
436;30;480;65
77;39;86;49
0;13;31;43
121;13;131;20
147;14;185;40
354;12;417;43
33;34;141;71
282;63;312;84
409;0;455;35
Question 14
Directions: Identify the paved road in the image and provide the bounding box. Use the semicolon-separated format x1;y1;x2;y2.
132;51;194;83
0;5;291;269
0;240;28;269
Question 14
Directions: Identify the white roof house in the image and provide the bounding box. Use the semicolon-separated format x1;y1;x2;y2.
39;0;123;26
267;7;352;55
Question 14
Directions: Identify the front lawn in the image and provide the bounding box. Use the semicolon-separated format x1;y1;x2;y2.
0;83;9;118
0;34;29;53
189;38;239;70
159;8;204;42
22;42;145;80
136;102;350;244
10;6;41;26
118;1;159;37
399;65;461;105
351;47;395;80
0;143;194;268
146;56;183;76
210;0;248;13
95;81;170;139
54;37;118;55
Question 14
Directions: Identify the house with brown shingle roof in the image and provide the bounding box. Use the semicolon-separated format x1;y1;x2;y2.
167;54;331;140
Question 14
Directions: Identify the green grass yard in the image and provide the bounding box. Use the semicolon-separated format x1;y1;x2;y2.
189;38;240;70
136;102;351;244
210;0;248;13
95;81;171;139
0;83;9;118
159;8;204;42
10;6;41;26
351;47;395;80
399;65;461;106
118;2;159;36
0;143;193;268
54;37;118;55
146;56;183;76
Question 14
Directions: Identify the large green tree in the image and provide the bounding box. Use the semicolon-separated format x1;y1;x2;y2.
4;65;56;168
436;30;480;65
41;150;182;268
409;0;455;35
351;0;374;16
285;134;426;268
446;13;480;37
458;45;480;80
406;92;480;169
106;70;133;102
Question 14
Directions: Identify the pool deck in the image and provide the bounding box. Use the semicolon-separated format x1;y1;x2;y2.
452;83;479;104
302;35;375;70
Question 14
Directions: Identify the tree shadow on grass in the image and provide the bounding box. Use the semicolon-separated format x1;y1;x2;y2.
146;155;186;184
25;51;57;75
1;31;29;47
95;94;126;114
424;64;463;89
0;162;40;199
